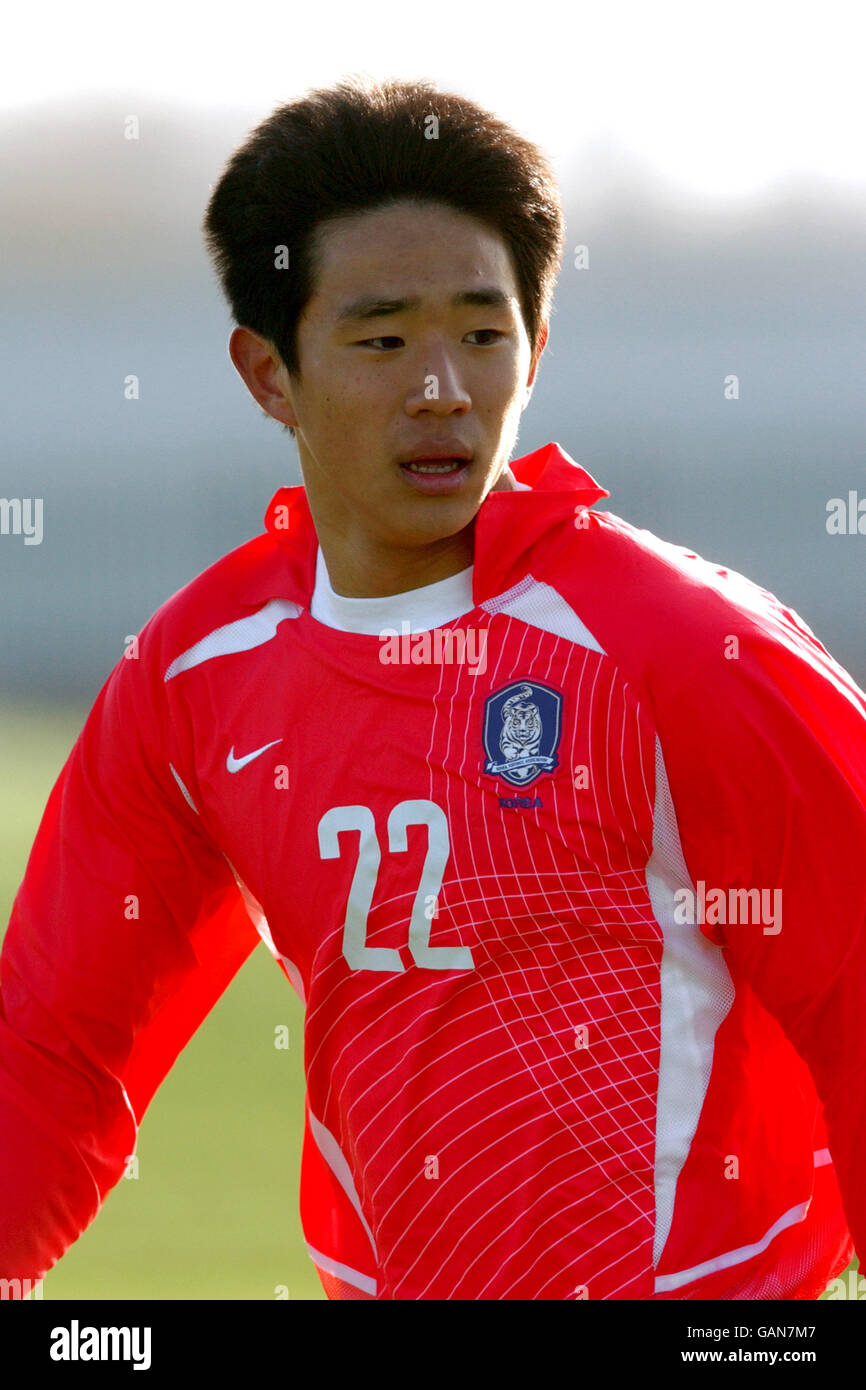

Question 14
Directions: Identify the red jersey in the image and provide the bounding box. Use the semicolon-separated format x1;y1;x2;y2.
1;441;864;1299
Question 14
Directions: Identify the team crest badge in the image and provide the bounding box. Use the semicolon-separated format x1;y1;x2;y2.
482;679;563;787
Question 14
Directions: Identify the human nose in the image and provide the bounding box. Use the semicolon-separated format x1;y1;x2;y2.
404;342;471;415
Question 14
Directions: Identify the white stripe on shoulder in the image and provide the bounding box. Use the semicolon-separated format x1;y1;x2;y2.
164;598;302;681
481;574;605;655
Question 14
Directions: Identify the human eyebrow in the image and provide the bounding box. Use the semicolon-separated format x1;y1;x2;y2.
334;287;513;326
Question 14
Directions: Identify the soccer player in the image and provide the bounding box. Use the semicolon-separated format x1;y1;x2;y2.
1;76;864;1301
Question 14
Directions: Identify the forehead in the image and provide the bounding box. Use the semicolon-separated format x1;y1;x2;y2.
307;200;520;315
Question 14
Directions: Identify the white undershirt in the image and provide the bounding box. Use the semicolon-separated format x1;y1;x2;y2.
309;545;476;634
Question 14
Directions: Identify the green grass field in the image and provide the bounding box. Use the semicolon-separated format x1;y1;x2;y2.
0;702;858;1300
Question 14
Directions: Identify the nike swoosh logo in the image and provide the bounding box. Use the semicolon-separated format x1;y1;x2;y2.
226;739;283;773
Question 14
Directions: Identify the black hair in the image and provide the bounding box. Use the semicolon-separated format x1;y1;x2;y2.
202;75;564;436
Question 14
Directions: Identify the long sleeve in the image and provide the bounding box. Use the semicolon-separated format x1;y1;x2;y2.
0;624;260;1280
651;589;866;1267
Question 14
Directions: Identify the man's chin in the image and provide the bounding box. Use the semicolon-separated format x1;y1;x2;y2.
386;492;481;547
383;462;509;544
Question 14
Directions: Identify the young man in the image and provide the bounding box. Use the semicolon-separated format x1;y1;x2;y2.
1;77;864;1301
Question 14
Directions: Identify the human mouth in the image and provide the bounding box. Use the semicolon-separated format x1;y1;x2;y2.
402;459;465;474
398;458;472;494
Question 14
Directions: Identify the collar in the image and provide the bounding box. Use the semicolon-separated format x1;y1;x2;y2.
310;543;475;633
241;442;608;610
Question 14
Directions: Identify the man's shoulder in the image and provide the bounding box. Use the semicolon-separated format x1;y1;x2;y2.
534;506;836;703
137;531;297;679
576;506;798;624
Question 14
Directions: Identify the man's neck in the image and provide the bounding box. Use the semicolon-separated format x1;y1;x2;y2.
317;526;476;599
311;464;520;600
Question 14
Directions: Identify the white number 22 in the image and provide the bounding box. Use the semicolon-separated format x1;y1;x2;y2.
317;799;474;972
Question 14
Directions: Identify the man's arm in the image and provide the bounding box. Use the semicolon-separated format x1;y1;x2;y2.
652;590;866;1266
0;625;260;1280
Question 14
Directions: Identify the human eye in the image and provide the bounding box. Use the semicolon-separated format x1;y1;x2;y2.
356;336;404;350
354;329;505;350
465;330;506;345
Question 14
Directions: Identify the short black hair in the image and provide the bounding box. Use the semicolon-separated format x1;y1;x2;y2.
202;74;565;437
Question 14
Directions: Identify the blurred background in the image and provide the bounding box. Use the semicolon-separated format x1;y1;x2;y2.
1;0;863;1299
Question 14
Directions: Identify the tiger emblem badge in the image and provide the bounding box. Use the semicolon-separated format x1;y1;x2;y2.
482;680;563;787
